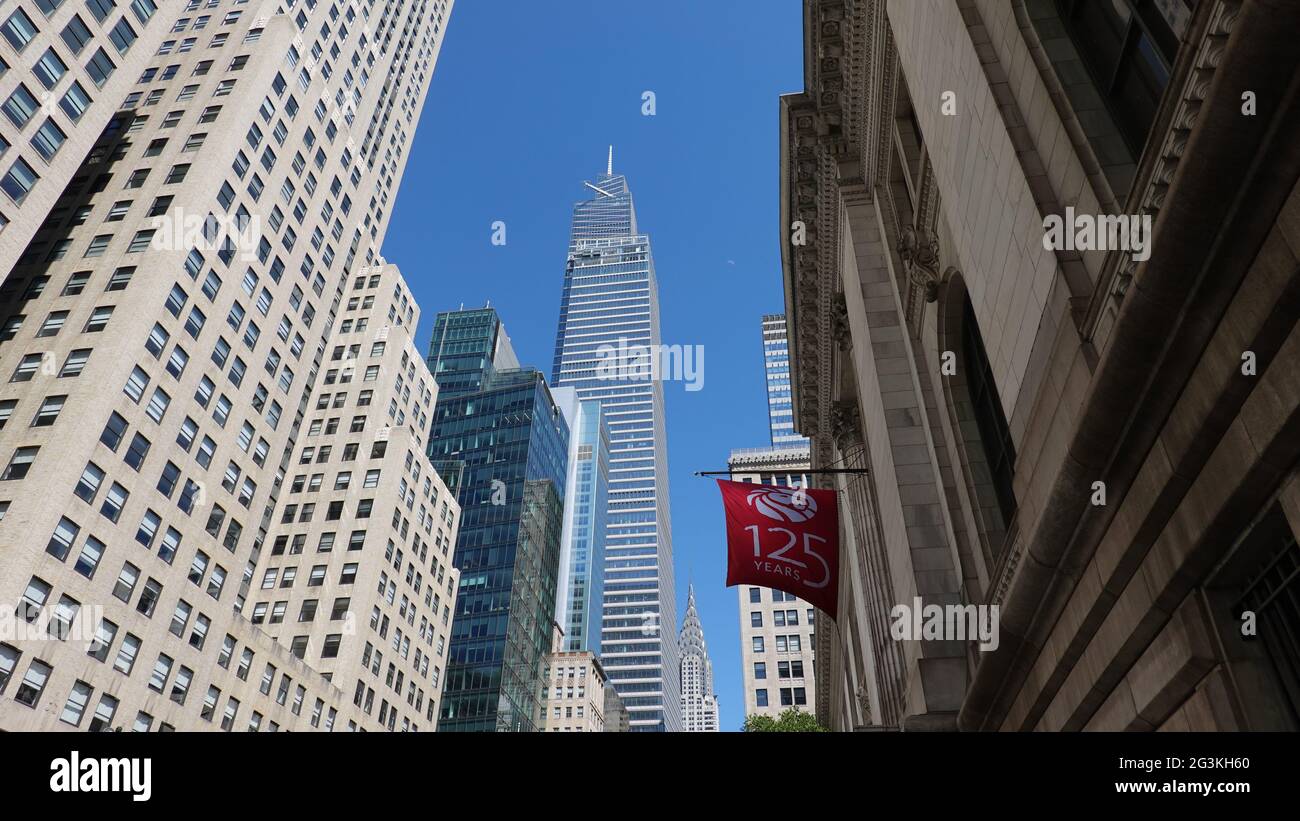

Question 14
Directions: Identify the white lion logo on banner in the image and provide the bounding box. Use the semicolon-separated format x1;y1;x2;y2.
746;486;817;522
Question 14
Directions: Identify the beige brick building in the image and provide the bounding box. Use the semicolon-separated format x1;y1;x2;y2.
781;0;1300;731
1;0;169;276
537;624;611;732
0;0;459;731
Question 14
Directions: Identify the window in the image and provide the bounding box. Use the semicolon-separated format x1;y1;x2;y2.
127;230;155;252
1;9;38;52
18;577;51;623
124;368;155;406
84;234;112;257
10;355;41;383
86;0;115;23
1;157;39;203
59;81;93;122
113;633;140;674
85;306;114;332
32;395;65;426
31;118;68;160
87;618;117;661
170;667;192;703
136;577;162;616
2;447;39;480
33;49;68;90
201;686;220;721
1052;0;1182;158
0;645;19;695
86;48;117;88
101;482;128;522
47;517;79;560
99;267;132;295
2;85;38;129
112;562;139;602
75;536;105;579
145;387;170;422
60;349;91;377
109;17;138;54
15;659;53;707
60;16;93;55
957;291;1017;545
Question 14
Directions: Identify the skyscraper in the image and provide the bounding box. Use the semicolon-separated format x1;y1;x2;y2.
427;307;570;732
761;314;806;448
551;151;680;731
0;0;169;276
677;584;718;732
0;0;457;732
552;388;610;653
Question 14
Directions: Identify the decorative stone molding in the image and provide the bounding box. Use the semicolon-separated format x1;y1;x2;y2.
899;221;941;331
899;223;941;302
990;516;1022;607
1089;0;1241;328
856;685;872;721
830;399;864;450
830;291;851;351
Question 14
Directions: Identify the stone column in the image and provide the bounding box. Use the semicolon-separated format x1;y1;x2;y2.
832;399;906;728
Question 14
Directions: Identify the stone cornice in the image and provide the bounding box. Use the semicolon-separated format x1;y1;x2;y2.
781;0;883;483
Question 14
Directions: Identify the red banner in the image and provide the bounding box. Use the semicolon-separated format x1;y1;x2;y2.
718;479;839;620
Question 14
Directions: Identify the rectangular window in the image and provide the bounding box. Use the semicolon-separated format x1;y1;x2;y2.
15;659;53;707
85;48;117;88
1;9;38;52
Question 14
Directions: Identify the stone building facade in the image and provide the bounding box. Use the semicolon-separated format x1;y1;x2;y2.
781;0;1300;731
1;0;168;274
0;0;459;731
538;623;612;732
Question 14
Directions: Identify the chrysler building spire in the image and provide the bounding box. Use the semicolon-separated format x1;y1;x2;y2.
679;585;720;731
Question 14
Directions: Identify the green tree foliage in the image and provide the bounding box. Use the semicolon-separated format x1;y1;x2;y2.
742;708;828;732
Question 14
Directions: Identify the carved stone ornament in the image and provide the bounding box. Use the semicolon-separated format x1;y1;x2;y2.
830;399;863;450
831;291;851;350
899;223;941;303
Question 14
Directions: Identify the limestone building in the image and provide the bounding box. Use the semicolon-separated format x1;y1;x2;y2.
538;623;611;732
1;0;169;275
0;0;458;731
780;0;1300;731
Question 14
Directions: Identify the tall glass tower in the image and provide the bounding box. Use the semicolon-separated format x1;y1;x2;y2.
429;308;570;732
551;151;680;731
762;314;808;447
552;390;611;654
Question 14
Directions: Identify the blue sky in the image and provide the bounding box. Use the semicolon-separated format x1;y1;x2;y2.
382;0;803;731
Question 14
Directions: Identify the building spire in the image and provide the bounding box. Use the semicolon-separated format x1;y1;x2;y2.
607;145;613;176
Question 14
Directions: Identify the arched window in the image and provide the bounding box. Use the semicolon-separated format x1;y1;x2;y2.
961;295;1017;530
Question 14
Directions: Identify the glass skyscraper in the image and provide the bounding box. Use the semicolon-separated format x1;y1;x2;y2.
552;391;611;653
551;153;680;731
428;308;570;732
762;314;808;447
